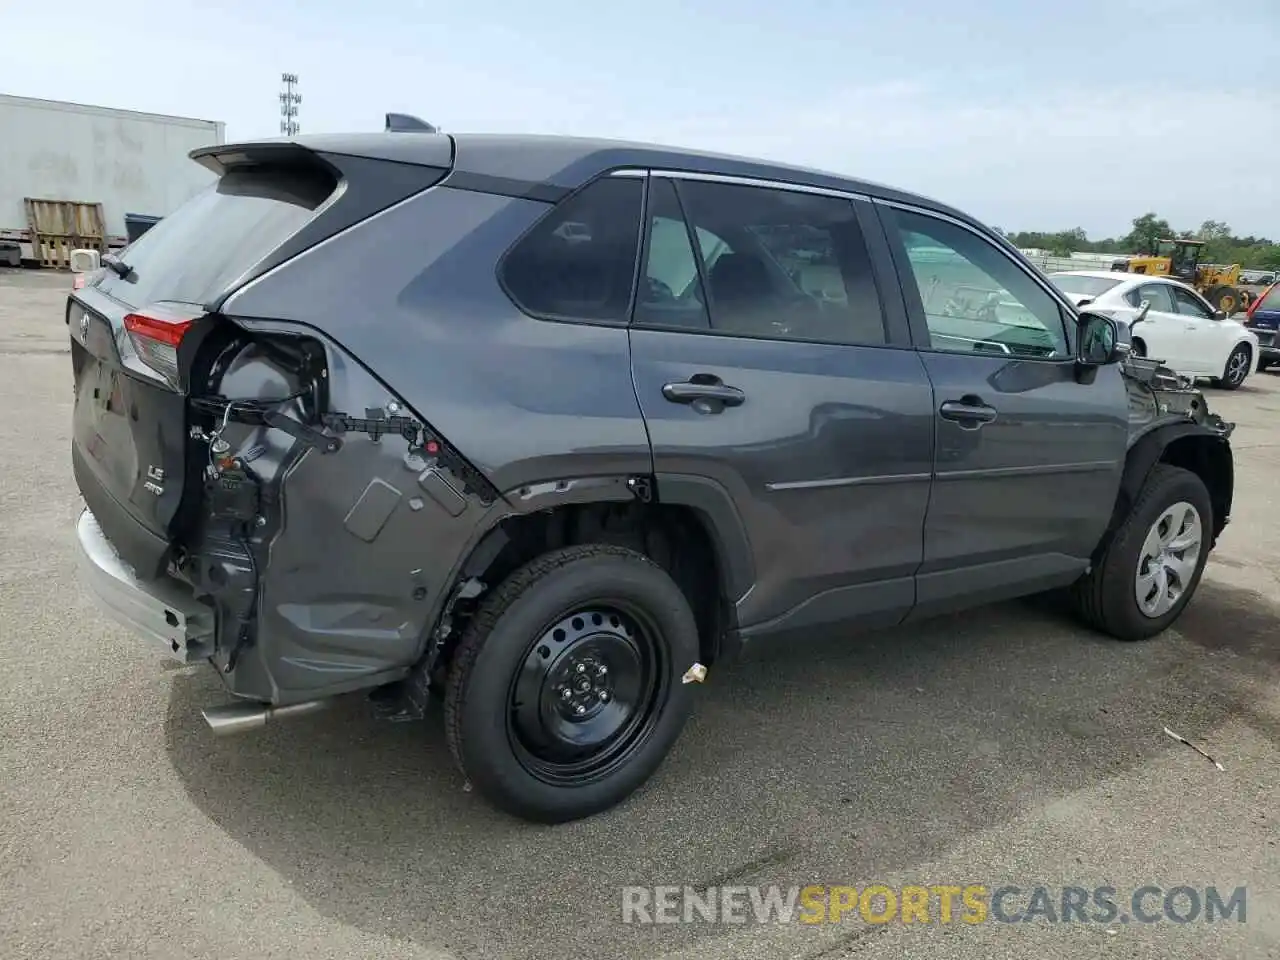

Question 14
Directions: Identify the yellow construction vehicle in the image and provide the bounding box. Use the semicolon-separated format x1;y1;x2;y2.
1111;239;1249;314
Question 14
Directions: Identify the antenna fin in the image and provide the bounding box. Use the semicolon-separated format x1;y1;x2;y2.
385;113;438;133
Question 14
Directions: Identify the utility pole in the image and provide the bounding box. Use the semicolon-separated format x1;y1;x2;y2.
279;73;301;135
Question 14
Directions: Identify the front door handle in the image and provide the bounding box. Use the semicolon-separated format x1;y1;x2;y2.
939;399;997;427
662;376;746;408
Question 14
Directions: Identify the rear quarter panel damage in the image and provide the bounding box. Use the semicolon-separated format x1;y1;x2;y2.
203;320;499;702
218;184;654;700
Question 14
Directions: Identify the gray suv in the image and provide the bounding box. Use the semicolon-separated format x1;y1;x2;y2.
69;122;1236;823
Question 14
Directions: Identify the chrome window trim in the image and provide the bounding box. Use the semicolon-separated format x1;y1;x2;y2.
611;167;871;202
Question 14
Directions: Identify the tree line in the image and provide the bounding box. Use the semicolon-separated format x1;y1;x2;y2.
992;214;1280;270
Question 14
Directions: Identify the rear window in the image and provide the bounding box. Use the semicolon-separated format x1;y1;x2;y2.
95;165;336;308
1049;274;1123;297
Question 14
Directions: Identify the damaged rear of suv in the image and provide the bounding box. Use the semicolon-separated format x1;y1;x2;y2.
73;125;705;823
72;122;1236;824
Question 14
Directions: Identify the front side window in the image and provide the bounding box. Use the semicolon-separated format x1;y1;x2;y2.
643;178;887;346
1170;285;1213;318
500;177;643;324
890;209;1068;358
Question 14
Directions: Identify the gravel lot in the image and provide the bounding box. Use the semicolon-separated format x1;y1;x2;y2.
1;267;1277;960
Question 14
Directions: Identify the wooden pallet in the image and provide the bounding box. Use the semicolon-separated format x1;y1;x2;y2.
24;198;107;269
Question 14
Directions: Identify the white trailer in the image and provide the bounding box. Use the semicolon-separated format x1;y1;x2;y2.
0;93;225;263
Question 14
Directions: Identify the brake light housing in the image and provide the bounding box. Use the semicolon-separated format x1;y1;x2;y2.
1246;283;1273;321
123;308;196;386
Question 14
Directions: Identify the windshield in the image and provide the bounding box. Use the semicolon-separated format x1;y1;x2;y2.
1049;274;1123;297
1258;284;1280;311
94;165;336;308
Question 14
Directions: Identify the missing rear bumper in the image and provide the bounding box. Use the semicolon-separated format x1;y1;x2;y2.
74;508;216;663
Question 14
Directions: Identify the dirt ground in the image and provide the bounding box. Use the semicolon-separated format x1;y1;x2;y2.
1;267;1277;960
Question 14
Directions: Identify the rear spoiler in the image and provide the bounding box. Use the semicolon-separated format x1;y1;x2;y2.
189;130;455;175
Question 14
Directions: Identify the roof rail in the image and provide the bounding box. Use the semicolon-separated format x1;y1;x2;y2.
386;113;439;134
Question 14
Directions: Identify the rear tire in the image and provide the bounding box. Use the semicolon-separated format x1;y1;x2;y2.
1131;337;1147;358
1214;342;1252;390
444;544;699;823
1072;465;1212;641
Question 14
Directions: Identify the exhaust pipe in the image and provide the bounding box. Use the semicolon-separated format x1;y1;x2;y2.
202;698;330;736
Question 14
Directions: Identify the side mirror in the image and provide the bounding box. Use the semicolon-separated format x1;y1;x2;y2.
1077;311;1128;367
1212;309;1226;321
1131;299;1151;326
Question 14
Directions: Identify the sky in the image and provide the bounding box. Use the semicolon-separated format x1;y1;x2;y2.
3;0;1277;239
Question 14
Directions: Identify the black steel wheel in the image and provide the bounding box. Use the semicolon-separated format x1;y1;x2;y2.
507;603;668;785
444;544;700;823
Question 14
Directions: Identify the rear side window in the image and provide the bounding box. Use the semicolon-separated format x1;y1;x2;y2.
634;178;710;330
500;177;644;324
644;178;887;346
95;165;336;309
1134;283;1175;313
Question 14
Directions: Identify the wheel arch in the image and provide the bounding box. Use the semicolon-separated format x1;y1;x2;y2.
1104;424;1233;560
430;474;754;674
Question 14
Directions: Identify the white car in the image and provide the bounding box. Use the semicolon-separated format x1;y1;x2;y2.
1048;270;1260;390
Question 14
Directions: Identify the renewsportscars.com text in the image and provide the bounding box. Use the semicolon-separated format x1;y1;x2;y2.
620;884;1247;926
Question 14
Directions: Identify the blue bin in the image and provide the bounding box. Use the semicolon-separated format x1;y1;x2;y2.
124;213;162;243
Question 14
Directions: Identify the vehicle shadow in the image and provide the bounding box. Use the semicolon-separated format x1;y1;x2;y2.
1172;578;1280;664
163;586;1280;960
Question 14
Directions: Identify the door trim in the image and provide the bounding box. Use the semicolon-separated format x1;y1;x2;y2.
935;459;1119;481
766;472;931;491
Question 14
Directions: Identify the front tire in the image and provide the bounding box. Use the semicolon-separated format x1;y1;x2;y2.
1205;284;1241;316
444;544;699;823
1215;342;1252;390
1072;465;1212;641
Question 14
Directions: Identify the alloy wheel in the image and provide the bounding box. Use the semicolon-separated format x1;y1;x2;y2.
1134;501;1202;618
1227;347;1250;386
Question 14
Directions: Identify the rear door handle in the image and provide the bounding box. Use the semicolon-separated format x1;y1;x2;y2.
939;399;997;427
662;376;746;408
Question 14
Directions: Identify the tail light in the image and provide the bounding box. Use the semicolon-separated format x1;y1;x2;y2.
1246;284;1273;320
123;308;195;386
